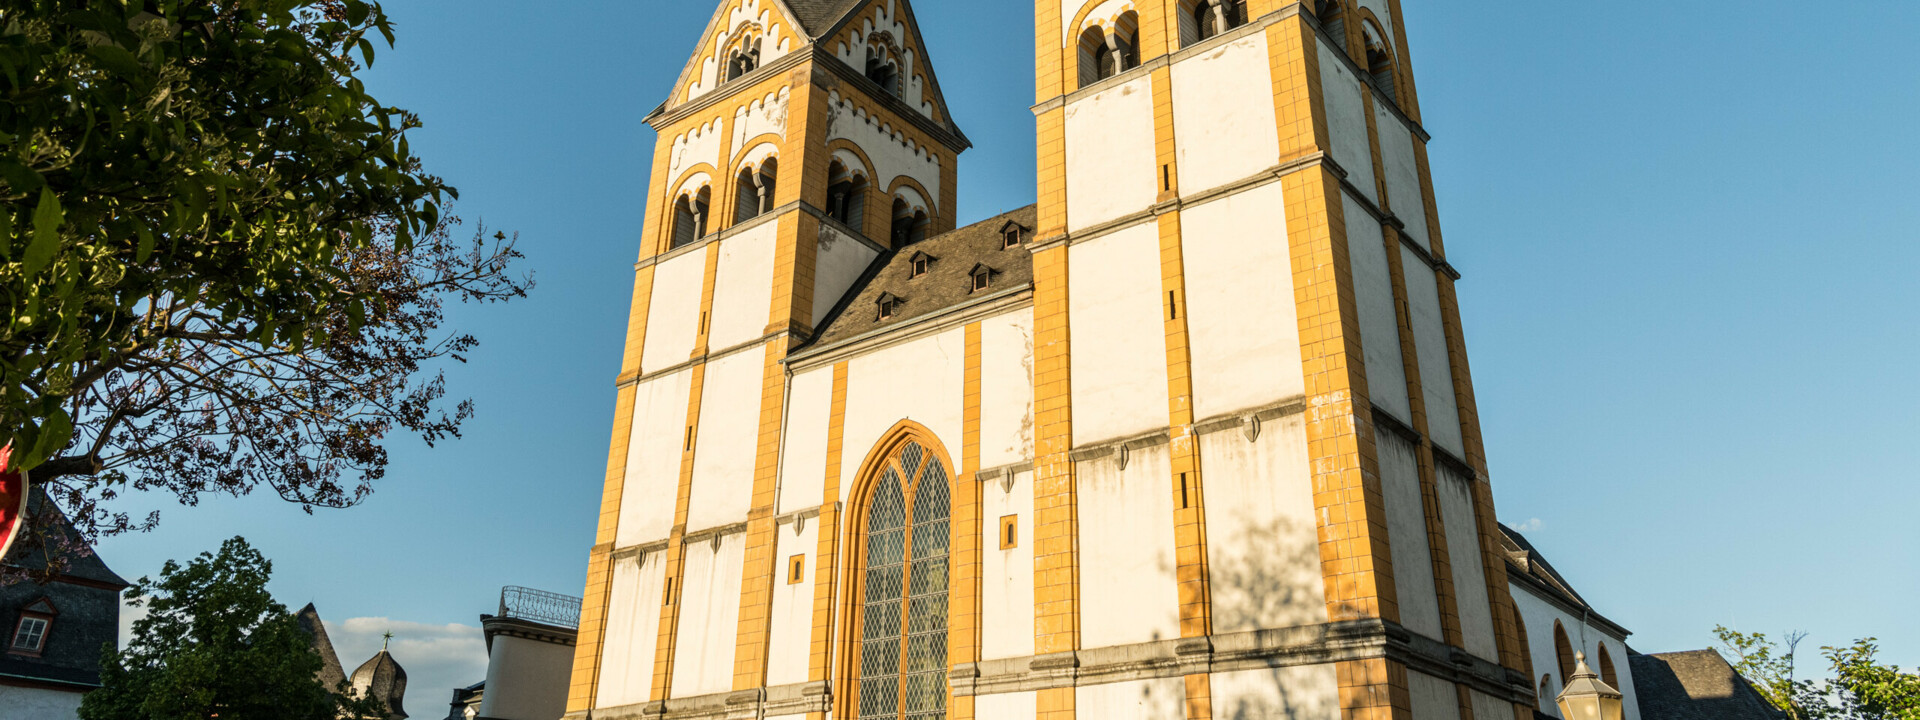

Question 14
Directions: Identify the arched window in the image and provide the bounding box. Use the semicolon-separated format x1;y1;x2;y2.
828;161;868;234
1315;0;1348;55
890;199;931;247
1553;621;1577;684
1539;675;1555;709
1362;20;1398;102
850;440;952;720
671;186;711;249
1114;12;1141;71
1183;0;1245;46
1598;644;1619;688
735;159;777;224
866;47;900;96
1077;26;1109;87
1513;609;1536;681
727;46;760;82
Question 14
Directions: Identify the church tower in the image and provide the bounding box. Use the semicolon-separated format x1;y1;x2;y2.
1024;0;1534;718
569;1;1540;719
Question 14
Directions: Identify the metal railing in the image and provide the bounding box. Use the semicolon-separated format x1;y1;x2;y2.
498;586;583;629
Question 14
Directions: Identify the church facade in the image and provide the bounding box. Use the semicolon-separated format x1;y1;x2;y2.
566;1;1541;719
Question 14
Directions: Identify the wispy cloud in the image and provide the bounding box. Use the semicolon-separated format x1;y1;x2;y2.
1513;517;1546;533
326;617;488;712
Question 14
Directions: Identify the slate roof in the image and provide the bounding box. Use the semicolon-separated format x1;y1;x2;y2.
808;205;1037;348
2;488;129;589
1630;650;1789;720
784;0;867;37
297;603;349;691
1499;523;1591;610
353;649;411;720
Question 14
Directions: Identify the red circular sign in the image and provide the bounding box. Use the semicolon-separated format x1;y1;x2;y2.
0;444;25;560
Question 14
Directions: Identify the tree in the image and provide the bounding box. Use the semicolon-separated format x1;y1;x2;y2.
81;536;388;720
1717;626;1920;720
0;0;529;550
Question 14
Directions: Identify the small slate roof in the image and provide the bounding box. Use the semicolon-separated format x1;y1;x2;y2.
809;205;1037;348
1499;523;1590;610
784;0;867;37
1630;650;1789;720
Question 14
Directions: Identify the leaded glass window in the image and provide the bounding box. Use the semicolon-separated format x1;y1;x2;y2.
855;441;951;720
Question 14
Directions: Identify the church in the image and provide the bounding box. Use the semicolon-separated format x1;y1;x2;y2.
561;1;1645;719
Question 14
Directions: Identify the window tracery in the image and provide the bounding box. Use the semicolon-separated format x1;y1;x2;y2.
852;441;951;720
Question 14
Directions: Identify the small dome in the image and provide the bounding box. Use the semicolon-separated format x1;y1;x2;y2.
350;649;409;719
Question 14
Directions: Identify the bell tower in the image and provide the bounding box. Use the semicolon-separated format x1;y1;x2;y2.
565;0;968;716
1025;1;1537;719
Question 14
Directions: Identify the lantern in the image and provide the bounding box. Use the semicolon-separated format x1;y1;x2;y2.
1556;652;1625;720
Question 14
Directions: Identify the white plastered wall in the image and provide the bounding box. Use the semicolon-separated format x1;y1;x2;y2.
1402;246;1464;457
1077;677;1186;720
667;117;726;188
812;224;880;328
1437;465;1498;662
1077;444;1180;649
1408;671;1464;720
1170;32;1280;194
641;250;709;375
732;86;790;148
1512;586;1642;720
1378;429;1442;640
979;310;1036;470
1318;43;1378;204
1065;76;1157;232
1181;182;1305;420
1210;665;1341;720
838;329;967;502
481;633;574;720
707;223;778;352
978;690;1038;720
1344;192;1411;422
0;686;82;719
1199;418;1327;633
825;91;944;203
765;517;820;687
1067;224;1170;445
688;349;766;532
597;550;666;708
982;469;1036;661
1374;104;1430;250
618;369;695;547
670;532;746;698
777;367;834;516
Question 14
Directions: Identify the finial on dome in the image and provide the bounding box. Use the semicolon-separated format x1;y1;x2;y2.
382;631;394;652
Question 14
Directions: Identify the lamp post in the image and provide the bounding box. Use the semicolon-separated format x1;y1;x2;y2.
1556;652;1625;720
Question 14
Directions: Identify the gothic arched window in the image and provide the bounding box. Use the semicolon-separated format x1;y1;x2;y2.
851;440;951;720
1316;0;1349;55
1554;621;1577;683
1598;644;1619;688
1362;20;1399;102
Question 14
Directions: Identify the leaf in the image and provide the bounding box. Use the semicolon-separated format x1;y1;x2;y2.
23;189;64;277
26;407;73;469
0;208;11;259
87;44;145;77
136;223;156;263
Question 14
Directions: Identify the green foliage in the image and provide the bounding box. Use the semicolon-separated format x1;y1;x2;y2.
1717;626;1920;720
0;0;528;549
80;537;387;720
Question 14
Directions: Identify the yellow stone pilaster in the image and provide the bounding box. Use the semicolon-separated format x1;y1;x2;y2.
950;323;986;720
804;363;850;720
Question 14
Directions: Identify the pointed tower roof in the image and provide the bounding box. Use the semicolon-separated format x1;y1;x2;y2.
294;604;348;691
351;647;410;720
782;0;866;36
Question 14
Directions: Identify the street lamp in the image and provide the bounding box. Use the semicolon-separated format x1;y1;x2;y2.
1556;652;1625;720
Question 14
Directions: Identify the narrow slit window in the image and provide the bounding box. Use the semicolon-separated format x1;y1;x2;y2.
789;555;807;585
1000;515;1019;550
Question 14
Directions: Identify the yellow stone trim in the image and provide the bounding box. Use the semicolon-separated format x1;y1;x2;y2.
1029;244;1080;660
730;341;794;689
1384;0;1422;124
1036;109;1068;239
1267;17;1330;164
1185;672;1215;720
806;363;852;691
951;322;986;720
1035;0;1064;103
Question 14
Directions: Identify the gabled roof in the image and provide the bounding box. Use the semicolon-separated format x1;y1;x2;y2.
807;205;1038;348
784;0;867;36
1630;650;1790;720
296;603;348;691
2;487;129;589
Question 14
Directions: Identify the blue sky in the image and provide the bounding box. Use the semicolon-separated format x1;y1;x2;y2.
95;0;1918;697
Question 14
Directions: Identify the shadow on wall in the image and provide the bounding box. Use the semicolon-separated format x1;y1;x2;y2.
1207;516;1325;633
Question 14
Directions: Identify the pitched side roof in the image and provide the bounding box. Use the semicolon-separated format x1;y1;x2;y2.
808;205;1037;348
1630;650;1789;720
